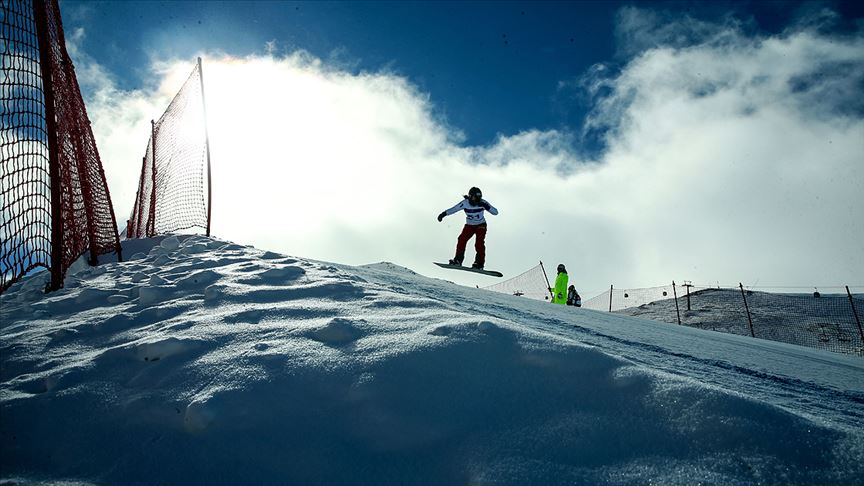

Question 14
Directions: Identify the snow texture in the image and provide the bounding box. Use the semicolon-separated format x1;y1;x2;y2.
1;235;862;485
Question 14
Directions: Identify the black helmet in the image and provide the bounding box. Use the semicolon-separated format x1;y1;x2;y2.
468;187;482;199
557;264;566;273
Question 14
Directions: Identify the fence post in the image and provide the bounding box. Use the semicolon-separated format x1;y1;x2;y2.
133;155;146;237
739;283;755;338
672;281;681;325
683;281;692;311
608;284;613;312
148;120;157;237
539;261;553;301
33;0;63;291
198;57;213;237
847;286;863;343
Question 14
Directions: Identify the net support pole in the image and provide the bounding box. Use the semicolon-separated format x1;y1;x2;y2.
739;283;755;338
686;284;691;311
539;260;553;301
132;155;147;237
148;120;157;237
672;281;681;325
197;57;212;237
847;286;863;342
33;0;63;291
608;285;613;312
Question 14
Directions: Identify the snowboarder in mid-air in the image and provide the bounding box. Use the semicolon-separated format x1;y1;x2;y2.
437;187;498;270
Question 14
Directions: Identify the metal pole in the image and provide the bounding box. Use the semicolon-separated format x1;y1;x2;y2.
608;284;613;312
739;283;755;338
33;0;63;291
672;281;681;325
847;286;863;343
133;155;147;237
539;261;553;300
686;286;691;311
683;281;692;311
148;120;157;237
197;57;213;237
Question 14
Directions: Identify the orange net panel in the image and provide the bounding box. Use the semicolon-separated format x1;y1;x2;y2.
126;61;209;238
1;0;120;294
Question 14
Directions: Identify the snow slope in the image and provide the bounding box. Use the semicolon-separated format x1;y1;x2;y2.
1;235;862;485
616;288;864;357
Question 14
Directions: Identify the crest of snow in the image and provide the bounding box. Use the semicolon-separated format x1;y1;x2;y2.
1;235;862;484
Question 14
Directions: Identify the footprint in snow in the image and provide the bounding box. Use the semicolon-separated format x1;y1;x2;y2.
308;318;365;346
236;266;305;285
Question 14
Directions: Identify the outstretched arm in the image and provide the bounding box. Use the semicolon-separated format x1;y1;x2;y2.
438;200;465;221
481;199;499;215
445;200;466;215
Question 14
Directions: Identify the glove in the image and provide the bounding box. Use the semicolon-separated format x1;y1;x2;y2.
480;200;491;210
437;211;447;222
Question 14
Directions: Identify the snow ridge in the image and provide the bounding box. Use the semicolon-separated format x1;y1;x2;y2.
1;236;862;484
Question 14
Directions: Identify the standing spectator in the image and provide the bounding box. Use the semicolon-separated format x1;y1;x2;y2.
550;264;568;304
567;285;582;307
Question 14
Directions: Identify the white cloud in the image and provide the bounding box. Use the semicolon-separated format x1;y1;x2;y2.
79;9;864;295
578;8;864;289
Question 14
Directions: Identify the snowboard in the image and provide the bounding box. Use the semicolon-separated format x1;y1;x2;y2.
434;262;503;277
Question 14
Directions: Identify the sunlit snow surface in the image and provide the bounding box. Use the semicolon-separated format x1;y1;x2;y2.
1;236;862;484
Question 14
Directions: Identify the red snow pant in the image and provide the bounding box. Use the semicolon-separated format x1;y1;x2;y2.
454;223;487;266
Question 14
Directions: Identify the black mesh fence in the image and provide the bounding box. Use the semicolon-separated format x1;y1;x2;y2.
614;284;863;357
484;264;863;357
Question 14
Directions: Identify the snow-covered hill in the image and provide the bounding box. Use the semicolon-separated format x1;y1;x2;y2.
617;288;864;357
1;236;862;484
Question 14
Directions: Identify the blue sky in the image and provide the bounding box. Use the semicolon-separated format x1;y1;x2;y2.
61;1;864;291
65;1;864;155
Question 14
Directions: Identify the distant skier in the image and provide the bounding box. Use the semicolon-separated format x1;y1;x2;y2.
566;285;581;307
437;187;498;270
549;264;568;304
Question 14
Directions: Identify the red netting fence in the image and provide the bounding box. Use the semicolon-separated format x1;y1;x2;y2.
1;0;121;294
126;59;211;239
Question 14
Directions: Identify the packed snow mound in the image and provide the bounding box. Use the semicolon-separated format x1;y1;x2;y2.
1;235;862;485
360;261;420;276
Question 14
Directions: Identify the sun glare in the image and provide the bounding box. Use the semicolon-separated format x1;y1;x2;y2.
200;58;405;243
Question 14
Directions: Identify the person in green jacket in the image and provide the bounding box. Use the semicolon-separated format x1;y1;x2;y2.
550;263;568;304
